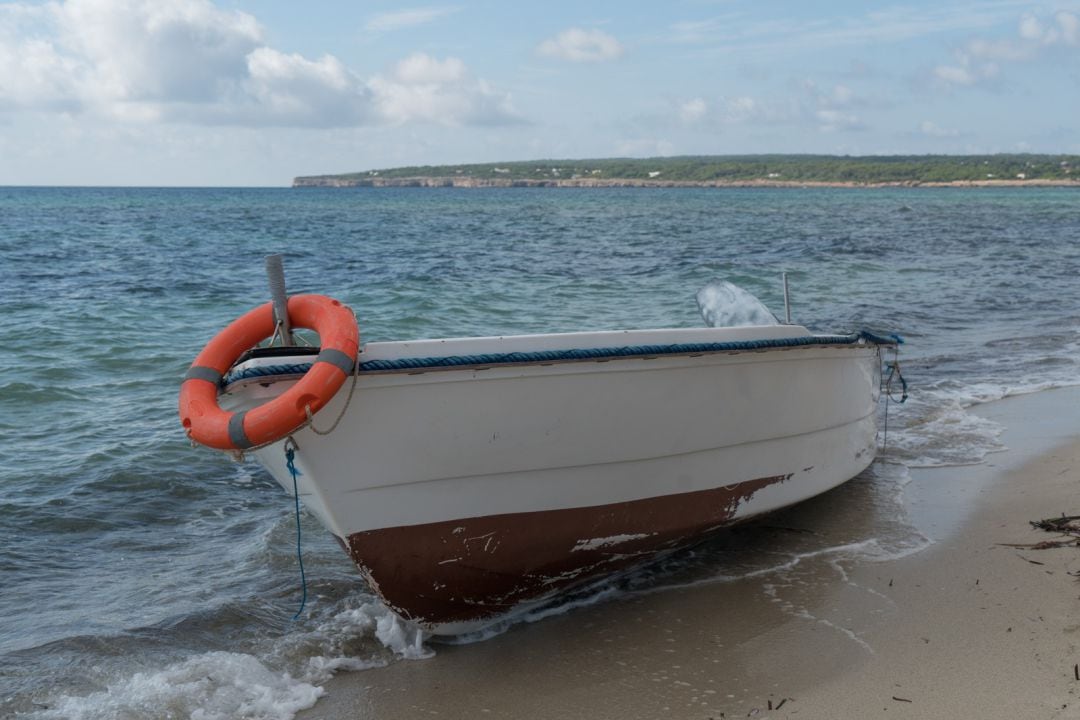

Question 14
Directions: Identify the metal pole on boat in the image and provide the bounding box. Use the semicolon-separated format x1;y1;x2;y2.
265;254;295;346
782;272;792;324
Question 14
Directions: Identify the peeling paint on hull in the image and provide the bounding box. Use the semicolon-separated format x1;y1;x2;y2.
345;473;790;634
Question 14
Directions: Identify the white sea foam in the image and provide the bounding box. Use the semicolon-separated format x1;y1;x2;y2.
883;396;1006;467
881;375;1080;468
36;652;324;720
31;600;432;720
373;607;435;659
293;600;433;660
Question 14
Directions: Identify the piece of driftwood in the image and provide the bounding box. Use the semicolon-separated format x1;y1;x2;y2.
1031;516;1080;534
1002;539;1080;550
1000;515;1080;550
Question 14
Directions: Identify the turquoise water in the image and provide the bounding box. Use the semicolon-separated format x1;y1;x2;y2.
1;187;1079;717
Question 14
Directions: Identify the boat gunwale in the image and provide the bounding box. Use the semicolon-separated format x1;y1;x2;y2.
223;331;883;388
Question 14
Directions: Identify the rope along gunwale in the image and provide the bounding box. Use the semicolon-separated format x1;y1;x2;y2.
223;330;901;387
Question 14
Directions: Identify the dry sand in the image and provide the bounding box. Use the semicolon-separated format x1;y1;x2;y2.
301;386;1080;720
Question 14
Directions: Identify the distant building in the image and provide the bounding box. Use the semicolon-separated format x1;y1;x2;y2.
1016;173;1026;179
493;168;510;174
648;171;662;178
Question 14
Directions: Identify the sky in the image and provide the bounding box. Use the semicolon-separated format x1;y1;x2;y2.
1;0;1078;186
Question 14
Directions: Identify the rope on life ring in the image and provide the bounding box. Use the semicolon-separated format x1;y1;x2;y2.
178;294;359;451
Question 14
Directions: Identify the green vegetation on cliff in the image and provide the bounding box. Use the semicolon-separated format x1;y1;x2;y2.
297;154;1079;185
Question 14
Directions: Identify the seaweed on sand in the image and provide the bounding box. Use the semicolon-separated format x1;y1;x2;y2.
1001;515;1080;550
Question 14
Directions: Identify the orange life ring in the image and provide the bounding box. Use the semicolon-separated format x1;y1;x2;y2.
179;294;359;451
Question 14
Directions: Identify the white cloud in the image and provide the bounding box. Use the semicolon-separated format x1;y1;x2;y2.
370;53;520;126
816;109;863;132
1;0;272;118
933;10;1080;88
716;96;769;123
665;3;1025;54
241;48;370;127
800;79;865;111
1018;11;1080;45
1019;14;1044;41
1059;12;1080;45
392;52;466;84
679;97;707;123
538;28;623;62
364;6;458;33
0;32;85;110
932;44;1004;89
670;80;865;134
57;0;262;104
0;0;516;129
678;94;802;125
919;120;960;137
965;38;1031;62
831;84;854;106
933;63;977;86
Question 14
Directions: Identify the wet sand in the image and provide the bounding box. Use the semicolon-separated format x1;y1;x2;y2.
301;386;1080;719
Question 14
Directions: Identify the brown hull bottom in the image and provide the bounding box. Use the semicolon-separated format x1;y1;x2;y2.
343;473;791;634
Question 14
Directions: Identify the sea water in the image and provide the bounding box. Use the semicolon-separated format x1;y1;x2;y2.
1;186;1079;717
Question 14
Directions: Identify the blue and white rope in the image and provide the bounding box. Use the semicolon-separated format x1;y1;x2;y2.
223;330;901;386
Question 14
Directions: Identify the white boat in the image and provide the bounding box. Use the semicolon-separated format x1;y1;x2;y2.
187;311;891;635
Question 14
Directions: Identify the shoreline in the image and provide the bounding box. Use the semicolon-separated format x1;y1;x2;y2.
786;385;1080;718
300;385;1080;719
292;177;1080;189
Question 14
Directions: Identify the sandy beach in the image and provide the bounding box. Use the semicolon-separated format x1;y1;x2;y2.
299;386;1080;720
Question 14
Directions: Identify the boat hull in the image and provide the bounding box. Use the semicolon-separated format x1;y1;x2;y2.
227;327;882;634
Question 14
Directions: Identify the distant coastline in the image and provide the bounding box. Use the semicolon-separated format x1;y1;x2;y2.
293;153;1080;188
292;176;1080;189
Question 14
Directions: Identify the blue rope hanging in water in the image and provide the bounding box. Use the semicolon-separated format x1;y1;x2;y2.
881;347;909;453
284;441;307;620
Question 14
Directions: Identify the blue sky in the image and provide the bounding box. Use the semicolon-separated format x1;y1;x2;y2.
1;0;1078;185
